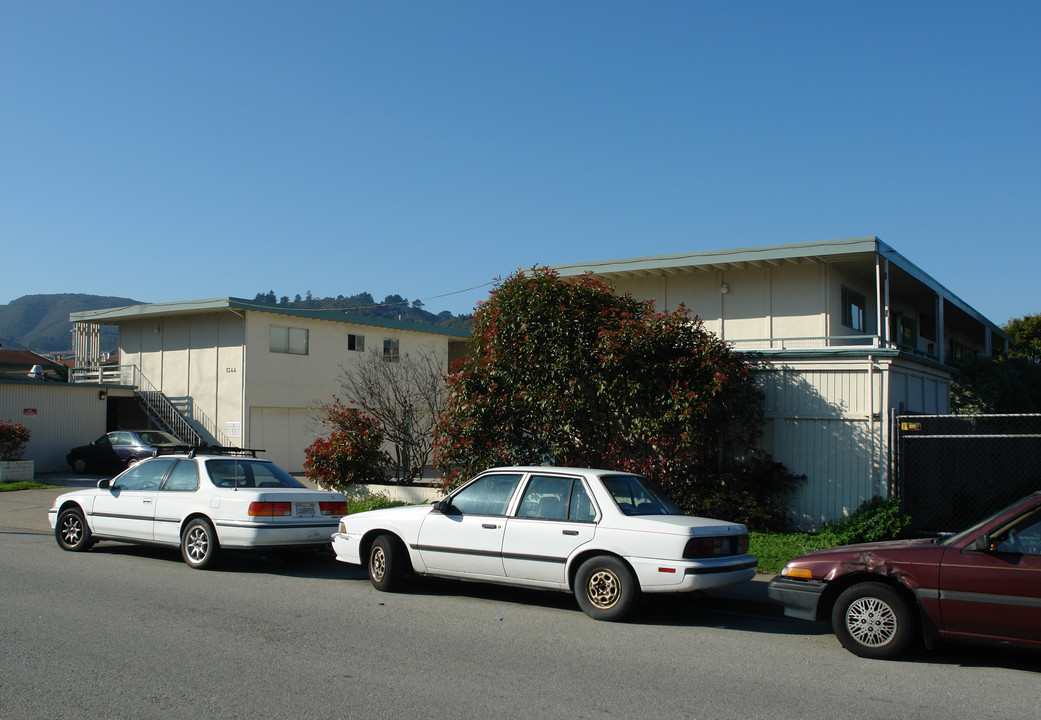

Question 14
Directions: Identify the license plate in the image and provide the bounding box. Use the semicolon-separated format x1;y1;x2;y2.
296;502;316;517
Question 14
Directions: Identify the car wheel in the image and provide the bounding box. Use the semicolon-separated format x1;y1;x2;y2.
126;457;140;469
71;457;88;474
55;507;92;552
574;555;638;621
832;582;917;659
181;518;220;569
368;535;408;592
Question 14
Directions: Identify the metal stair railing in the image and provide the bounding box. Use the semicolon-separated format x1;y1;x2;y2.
69;365;231;447
131;368;204;446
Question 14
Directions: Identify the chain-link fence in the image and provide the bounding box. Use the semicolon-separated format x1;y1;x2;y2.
894;414;1041;535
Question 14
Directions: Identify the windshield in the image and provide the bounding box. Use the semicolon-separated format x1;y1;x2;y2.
137;431;181;445
205;459;306;489
940;492;1041;546
601;474;684;516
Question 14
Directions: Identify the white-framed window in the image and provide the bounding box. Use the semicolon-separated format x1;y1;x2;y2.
348;334;365;352
841;287;866;332
270;325;309;355
383;338;400;362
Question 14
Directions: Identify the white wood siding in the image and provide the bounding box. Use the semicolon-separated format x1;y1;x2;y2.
759;362;884;528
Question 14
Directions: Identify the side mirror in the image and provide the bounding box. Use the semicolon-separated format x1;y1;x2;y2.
973;533;992;552
97;478;111;489
432;499;458;515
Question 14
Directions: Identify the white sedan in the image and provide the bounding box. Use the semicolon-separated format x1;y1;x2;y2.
332;466;757;620
49;447;348;569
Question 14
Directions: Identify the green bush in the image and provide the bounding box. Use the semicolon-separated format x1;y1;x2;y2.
817;495;911;546
750;496;912;574
345;489;410;514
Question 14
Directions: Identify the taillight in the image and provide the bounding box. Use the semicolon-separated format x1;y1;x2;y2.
320;501;349;516
248;501;292;517
683;534;749;558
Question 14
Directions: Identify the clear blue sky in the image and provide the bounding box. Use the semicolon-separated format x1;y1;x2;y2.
2;1;1038;323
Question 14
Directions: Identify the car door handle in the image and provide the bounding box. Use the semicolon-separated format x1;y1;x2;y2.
143;499;153;505
482;523;499;529
563;529;579;536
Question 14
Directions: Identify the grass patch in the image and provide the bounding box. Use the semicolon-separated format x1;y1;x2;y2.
0;481;53;492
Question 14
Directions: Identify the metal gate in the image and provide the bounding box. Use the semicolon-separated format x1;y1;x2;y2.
893;413;1041;534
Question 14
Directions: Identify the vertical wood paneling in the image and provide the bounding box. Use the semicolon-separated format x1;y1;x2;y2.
0;383;107;473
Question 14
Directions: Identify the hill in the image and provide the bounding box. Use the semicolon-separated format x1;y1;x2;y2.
0;294;140;354
250;291;473;330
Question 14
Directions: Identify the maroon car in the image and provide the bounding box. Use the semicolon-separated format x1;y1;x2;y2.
768;492;1041;659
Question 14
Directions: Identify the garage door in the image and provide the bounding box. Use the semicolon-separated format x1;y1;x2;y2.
248;407;316;474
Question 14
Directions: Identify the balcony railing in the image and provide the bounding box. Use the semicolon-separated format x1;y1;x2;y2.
727;335;884;351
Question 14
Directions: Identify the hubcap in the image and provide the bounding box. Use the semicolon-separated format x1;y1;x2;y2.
846;597;897;647
186;527;209;563
61;517;82;545
586;569;620;609
371;547;386;582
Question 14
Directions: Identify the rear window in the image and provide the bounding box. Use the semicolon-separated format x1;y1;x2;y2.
205;460;305;489
601;474;684;516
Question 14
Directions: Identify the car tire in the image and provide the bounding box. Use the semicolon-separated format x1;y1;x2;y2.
181;518;220;569
55;507;92;552
832;582;917;659
71;457;88;474
574;555;638;621
368;535;408;592
126;457;140;469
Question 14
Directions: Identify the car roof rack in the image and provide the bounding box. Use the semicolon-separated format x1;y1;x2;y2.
153;445;266;458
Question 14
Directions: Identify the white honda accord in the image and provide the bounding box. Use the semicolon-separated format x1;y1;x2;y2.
49;447;348;569
332;466;756;620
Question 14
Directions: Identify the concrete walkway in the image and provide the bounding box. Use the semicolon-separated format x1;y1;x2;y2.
2;472;781;616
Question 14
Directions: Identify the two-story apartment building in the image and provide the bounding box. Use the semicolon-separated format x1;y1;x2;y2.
70;298;469;474
553;237;1008;527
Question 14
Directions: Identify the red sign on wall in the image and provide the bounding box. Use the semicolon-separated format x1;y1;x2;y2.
23;408;37;416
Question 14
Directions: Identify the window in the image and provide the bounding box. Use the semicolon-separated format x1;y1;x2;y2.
601;474;684;516
162;460;199;492
112;458;176;491
516;474;597;522
348;334;365;352
448;474;523;516
270;325;309;355
841;287;866;332
992;510;1041;555
899;316;916;347
920;313;936;342
383;338;400;362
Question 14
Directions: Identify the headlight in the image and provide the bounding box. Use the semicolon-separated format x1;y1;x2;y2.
781;566;814;579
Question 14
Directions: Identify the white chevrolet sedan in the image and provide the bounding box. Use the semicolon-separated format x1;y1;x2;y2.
332;466;757;620
49;448;348;569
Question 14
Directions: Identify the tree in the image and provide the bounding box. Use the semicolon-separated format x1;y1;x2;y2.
304;400;391;490
432;267;765;502
1005;313;1041;363
951;355;1041;413
332;346;450;483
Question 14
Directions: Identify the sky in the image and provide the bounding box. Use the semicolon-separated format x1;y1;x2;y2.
2;1;1039;323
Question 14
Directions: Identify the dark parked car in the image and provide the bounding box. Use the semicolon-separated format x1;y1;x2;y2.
67;430;183;474
768;492;1041;659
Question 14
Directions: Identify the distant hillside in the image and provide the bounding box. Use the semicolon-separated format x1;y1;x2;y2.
249;291;474;330
0;294;140;354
